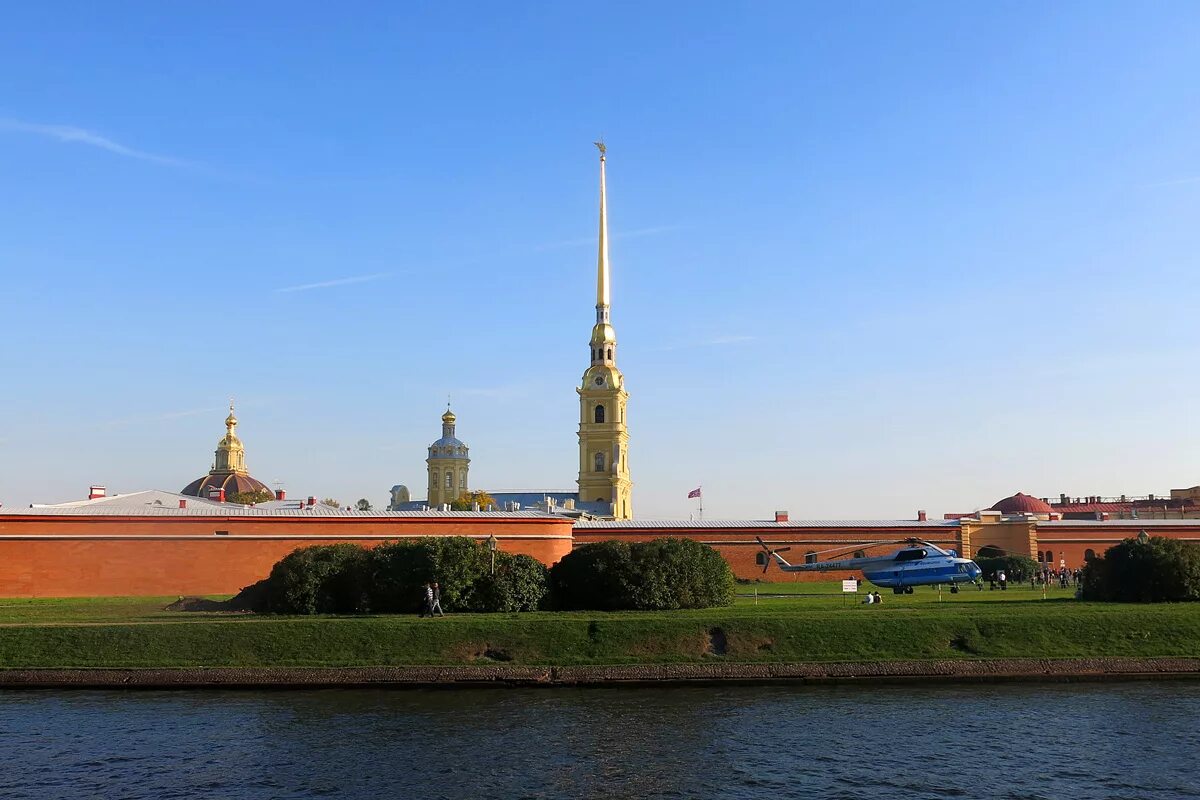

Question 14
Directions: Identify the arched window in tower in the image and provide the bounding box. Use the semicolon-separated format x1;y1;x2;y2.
594;404;605;424
445;471;452;490
606;348;612;361
594;452;605;472
459;470;466;489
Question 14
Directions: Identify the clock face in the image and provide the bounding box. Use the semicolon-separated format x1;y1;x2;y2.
594;375;605;386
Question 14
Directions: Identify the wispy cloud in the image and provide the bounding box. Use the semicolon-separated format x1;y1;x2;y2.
533;225;682;252
0;119;194;168
653;335;759;352
274;273;390;293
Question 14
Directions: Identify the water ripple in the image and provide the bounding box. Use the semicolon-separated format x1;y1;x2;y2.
1;683;1199;799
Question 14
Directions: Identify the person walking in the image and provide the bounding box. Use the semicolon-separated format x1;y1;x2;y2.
420;582;434;617
431;582;445;617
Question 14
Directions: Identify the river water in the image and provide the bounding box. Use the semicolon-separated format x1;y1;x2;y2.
2;682;1198;799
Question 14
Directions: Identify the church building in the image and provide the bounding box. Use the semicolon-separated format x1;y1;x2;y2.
388;145;633;519
180;404;274;502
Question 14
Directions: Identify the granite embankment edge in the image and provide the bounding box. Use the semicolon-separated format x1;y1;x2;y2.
3;658;1200;688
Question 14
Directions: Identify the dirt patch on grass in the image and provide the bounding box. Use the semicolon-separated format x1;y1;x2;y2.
444;642;515;663
164;597;251;613
950;635;978;654
707;628;728;656
724;631;775;656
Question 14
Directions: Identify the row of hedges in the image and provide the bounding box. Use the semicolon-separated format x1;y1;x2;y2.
246;537;734;614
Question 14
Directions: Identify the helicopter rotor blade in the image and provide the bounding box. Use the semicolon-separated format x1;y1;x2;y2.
773;547;792;554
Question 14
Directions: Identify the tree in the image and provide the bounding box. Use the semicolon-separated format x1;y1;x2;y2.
262;543;372;614
549;538;735;611
355;498;373;511
227;488;274;505
321;498;341;508
450;490;497;511
1082;534;1200;602
467;553;549;612
367;537;490;612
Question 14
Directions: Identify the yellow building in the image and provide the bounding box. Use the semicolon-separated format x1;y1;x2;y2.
426;407;469;508
576;143;633;519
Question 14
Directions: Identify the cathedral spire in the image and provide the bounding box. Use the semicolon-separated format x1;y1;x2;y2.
595;140;610;323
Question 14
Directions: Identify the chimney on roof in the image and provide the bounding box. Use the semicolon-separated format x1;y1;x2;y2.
1060;493;1067;504
208;488;226;503
88;485;107;500
1149;494;1156;502
917;510;927;522
564;498;575;510
275;489;286;501
179;499;187;509
307;496;316;507
472;502;480;512
775;510;789;523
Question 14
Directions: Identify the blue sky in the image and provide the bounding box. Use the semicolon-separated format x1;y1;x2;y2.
2;2;1200;518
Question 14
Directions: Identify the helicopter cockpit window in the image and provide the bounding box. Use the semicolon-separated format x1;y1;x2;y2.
895;548;927;562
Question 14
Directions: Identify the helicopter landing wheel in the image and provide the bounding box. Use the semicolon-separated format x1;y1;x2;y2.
893;587;905;595
905;587;914;595
950;585;959;594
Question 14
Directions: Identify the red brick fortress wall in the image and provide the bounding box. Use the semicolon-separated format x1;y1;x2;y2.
0;513;574;598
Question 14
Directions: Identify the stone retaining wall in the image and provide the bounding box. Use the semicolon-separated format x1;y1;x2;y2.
3;658;1200;688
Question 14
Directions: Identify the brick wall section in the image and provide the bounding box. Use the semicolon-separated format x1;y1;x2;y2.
0;514;573;598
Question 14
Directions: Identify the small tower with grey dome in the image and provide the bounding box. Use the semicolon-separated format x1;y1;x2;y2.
426;406;469;508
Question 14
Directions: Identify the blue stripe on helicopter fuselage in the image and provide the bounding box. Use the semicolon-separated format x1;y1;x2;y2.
864;560;977;588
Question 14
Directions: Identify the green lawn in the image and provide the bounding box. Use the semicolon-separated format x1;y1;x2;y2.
0;582;1196;669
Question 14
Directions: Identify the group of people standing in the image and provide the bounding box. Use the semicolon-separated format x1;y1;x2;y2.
1030;567;1081;589
420;582;445;617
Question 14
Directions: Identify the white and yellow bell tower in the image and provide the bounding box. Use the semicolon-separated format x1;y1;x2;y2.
577;142;632;519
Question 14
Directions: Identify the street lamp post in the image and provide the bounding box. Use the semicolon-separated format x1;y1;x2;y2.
487;535;498;575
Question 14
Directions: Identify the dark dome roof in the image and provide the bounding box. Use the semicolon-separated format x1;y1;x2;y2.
989;492;1053;514
181;472;272;500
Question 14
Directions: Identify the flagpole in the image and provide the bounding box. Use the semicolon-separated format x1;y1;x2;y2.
699;485;703;521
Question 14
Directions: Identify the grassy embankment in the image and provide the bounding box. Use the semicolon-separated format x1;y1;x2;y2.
0;583;1198;669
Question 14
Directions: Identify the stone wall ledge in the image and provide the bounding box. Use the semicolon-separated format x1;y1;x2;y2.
3;658;1200;688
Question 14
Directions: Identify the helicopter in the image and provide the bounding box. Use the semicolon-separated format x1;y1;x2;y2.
755;536;983;594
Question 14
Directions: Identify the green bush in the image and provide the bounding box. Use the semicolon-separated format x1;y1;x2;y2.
975;554;1040;583
550;538;735;611
549;540;636;610
367;537;489;613
627;537;735;610
467;553;550;612
1081;535;1200;602
263;544;373;614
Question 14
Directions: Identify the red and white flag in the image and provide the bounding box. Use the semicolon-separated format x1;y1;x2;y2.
687;487;702;499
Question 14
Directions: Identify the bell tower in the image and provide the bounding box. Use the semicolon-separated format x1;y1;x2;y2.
427;405;469;508
577;142;632;519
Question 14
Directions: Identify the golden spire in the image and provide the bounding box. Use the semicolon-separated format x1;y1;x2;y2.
214;401;247;474
595;140;611;316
